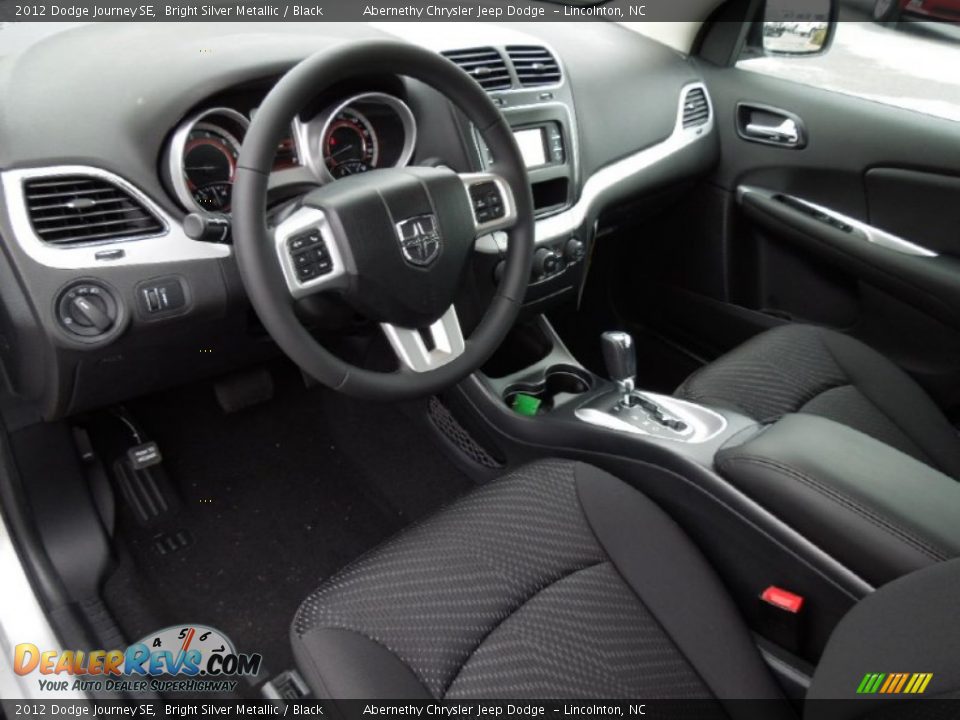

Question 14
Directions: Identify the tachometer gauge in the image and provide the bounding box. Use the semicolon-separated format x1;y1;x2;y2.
322;108;379;179
183;126;240;212
192;181;232;212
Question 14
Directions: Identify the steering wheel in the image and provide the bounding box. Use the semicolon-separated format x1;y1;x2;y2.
232;40;534;401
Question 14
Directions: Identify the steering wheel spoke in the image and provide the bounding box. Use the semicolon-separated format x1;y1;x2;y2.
272;206;349;299
381;305;466;373
459;171;518;236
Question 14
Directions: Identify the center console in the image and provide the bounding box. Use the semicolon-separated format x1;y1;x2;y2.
464;78;589;312
463;317;757;468
433;316;881;673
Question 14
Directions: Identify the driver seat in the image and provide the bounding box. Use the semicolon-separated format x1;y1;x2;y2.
291;460;781;703
290;459;960;709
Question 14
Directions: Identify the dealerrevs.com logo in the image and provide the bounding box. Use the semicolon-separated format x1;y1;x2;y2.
14;624;263;693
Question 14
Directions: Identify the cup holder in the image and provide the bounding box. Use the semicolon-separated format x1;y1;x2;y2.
504;364;594;415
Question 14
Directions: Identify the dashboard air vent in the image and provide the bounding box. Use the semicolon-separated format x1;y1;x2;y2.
442;47;512;91
682;87;710;129
24;175;164;246
506;46;561;87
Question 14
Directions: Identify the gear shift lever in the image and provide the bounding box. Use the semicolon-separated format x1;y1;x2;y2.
601;331;636;406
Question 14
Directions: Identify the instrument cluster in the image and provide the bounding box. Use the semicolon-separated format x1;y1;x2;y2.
167;92;416;215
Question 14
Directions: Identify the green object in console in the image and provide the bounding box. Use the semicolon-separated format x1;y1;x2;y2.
512;393;542;416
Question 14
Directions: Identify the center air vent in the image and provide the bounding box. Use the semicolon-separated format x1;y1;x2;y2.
506;46;561;87
24;175;164;246
442;47;512;91
682;87;711;129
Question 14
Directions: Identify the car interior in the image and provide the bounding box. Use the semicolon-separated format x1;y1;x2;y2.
1;1;960;713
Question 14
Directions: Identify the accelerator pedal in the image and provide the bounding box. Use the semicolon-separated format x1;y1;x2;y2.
112;441;181;528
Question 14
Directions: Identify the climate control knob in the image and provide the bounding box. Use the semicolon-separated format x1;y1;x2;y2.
532;248;561;278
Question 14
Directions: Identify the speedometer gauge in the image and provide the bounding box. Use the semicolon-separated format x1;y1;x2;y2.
322;109;379;179
183;127;239;212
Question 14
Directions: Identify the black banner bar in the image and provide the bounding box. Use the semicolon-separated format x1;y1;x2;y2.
3;699;960;720
0;0;836;22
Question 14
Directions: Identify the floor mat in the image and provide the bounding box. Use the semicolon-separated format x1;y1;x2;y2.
100;364;473;686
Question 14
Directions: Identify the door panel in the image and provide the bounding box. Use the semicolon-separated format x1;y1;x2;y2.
616;62;960;413
865;168;960;255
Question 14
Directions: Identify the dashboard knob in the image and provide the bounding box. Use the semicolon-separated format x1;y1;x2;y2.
57;281;121;339
533;248;561;278
69;295;113;332
564;238;585;262
183;212;230;243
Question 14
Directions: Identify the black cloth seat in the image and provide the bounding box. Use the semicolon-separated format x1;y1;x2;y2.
675;324;960;479
291;460;786;707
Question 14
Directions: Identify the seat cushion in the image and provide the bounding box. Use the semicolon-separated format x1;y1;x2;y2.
676;324;960;479
806;558;960;716
291;460;786;710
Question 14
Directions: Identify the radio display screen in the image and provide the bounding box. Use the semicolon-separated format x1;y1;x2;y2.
513;127;547;168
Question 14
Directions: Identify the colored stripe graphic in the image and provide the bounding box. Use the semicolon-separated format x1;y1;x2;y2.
856;672;932;694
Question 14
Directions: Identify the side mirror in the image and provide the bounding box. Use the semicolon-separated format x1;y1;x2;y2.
761;0;837;56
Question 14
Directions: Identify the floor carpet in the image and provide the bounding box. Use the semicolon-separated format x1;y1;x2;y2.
100;363;473;690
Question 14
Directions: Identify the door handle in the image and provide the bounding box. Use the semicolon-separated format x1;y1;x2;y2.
744;118;800;145
737;103;806;149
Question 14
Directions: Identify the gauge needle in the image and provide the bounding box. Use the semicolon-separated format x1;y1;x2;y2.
328;144;356;159
185;165;220;171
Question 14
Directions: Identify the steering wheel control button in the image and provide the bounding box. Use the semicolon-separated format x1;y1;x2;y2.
470;182;505;224
288;230;333;282
57;281;120;338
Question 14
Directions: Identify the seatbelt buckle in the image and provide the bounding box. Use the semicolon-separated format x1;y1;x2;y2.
759;585;804;653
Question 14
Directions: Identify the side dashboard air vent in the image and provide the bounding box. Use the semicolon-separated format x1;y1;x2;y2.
506;46;561;87
682;87;711;129
24;175;164;246
442;47;512;91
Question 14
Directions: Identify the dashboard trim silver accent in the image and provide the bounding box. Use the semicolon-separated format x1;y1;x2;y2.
475;82;715;253
1;165;231;270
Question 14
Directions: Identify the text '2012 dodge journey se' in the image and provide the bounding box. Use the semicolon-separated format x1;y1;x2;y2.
1;2;960;716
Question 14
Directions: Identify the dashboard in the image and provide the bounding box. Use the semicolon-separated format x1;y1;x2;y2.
0;22;718;420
